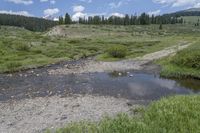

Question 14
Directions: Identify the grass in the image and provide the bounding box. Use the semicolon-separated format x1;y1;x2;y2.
107;45;128;58
181;16;200;24
157;43;200;79
46;95;200;133
0;24;199;73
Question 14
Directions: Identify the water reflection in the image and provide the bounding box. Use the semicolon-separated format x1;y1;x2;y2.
0;70;199;101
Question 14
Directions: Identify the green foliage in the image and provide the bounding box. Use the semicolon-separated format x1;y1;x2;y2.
48;95;200;133
144;95;200;132
64;13;71;24
5;61;22;72
15;43;30;51
77;12;183;25
107;45;127;58
0;14;57;31
159;24;163;30
171;45;200;69
158;43;200;79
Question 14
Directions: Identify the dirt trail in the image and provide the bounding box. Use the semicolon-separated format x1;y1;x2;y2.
49;42;191;75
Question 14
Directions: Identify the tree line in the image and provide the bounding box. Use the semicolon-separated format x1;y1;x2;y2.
0;12;186;32
0;14;58;31
59;12;183;25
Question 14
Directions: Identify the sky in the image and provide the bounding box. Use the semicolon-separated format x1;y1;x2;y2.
1;0;200;21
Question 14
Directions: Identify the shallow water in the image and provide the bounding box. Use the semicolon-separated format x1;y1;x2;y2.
0;67;199;102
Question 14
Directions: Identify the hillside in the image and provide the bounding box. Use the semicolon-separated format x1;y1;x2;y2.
164;8;200;17
0;14;58;31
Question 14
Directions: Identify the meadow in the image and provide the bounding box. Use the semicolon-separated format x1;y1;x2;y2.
0;24;199;73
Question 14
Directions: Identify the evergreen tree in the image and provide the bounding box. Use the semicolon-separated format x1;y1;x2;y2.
124;14;130;25
64;13;71;24
159;23;163;30
0;14;57;31
139;13;150;25
59;16;64;25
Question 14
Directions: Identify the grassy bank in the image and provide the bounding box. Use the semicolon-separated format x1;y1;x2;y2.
157;43;200;79
0;24;198;73
46;95;200;133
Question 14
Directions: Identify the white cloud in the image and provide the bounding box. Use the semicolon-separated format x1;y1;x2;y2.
109;1;123;8
109;0;132;9
72;12;87;21
148;10;161;16
40;0;48;2
6;0;33;5
72;12;106;21
40;0;56;4
43;8;59;16
80;0;92;3
0;10;33;16
153;0;200;8
50;0;56;4
110;12;125;18
73;5;85;12
194;2;200;8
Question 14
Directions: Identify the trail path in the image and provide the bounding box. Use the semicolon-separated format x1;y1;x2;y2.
49;42;191;75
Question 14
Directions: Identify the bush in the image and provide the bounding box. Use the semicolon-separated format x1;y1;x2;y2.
171;45;200;69
107;45;127;58
16;43;30;51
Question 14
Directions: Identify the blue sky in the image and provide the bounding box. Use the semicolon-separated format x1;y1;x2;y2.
0;0;200;20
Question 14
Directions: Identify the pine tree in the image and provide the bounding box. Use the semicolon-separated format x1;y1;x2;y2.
59;16;64;25
65;13;71;24
159;23;163;30
124;14;130;25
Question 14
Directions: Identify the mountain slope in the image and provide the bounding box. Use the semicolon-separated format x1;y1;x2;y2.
164;8;200;17
0;14;58;31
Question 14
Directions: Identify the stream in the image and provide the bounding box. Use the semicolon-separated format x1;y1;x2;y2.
0;61;199;102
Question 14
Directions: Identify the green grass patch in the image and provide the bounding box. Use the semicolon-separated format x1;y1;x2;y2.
107;45;128;58
157;43;200;79
46;95;200;133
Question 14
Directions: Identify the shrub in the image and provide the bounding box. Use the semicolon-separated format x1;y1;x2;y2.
171;45;200;69
107;45;127;58
16;43;30;51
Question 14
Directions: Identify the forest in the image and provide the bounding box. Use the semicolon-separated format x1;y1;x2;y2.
0;12;185;32
59;12;184;25
0;14;57;31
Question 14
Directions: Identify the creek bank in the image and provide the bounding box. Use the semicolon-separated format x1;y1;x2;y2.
48;43;191;75
0;95;135;133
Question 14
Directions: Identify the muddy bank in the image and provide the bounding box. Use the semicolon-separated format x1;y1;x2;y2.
0;95;133;133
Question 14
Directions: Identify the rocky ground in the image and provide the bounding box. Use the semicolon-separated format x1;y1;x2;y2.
0;95;136;133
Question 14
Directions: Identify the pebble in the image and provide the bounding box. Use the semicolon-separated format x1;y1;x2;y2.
7;74;12;77
129;74;134;77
